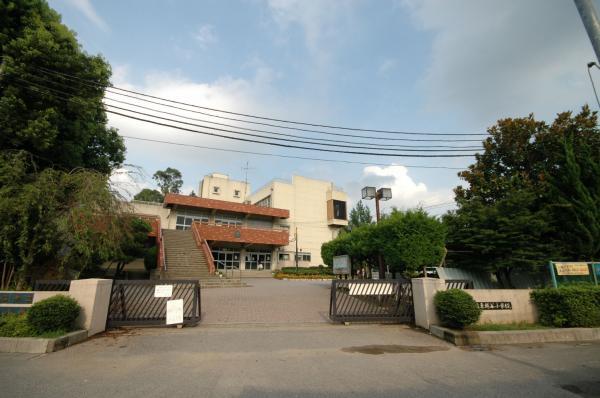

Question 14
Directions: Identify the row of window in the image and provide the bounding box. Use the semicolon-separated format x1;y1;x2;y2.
210;249;312;270
175;212;243;230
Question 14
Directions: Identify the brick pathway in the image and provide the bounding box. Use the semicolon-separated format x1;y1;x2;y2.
200;279;332;324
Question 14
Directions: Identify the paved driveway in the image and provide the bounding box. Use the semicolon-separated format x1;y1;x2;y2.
2;324;599;398
201;278;332;325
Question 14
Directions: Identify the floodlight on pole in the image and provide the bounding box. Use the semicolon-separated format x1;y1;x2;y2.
360;186;392;279
361;186;376;200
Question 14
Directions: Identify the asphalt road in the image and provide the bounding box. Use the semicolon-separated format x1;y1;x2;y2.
1;323;599;398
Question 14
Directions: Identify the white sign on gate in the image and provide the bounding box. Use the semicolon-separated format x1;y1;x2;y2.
349;283;394;296
154;285;173;298
166;299;184;325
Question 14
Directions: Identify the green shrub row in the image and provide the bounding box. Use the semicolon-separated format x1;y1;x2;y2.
434;289;481;329
0;295;80;337
530;285;600;328
280;266;333;275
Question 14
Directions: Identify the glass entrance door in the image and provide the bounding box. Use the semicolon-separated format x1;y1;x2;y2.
244;251;272;270
211;249;240;270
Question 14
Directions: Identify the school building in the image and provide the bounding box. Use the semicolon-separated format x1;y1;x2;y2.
132;173;347;280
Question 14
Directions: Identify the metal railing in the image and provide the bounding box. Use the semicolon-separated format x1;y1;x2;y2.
445;279;474;289
329;279;414;323
33;280;71;291
106;280;200;327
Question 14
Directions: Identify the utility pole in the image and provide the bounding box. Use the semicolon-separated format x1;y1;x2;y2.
361;186;392;278
295;227;299;272
575;0;600;63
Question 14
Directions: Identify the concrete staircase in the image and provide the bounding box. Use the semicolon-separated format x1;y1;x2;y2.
161;229;246;288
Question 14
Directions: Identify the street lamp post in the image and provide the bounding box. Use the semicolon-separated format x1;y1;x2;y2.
361;186;392;278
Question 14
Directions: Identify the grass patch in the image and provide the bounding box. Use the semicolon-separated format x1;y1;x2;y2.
466;322;549;331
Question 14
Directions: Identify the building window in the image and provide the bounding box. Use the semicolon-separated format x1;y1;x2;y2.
234;189;241;198
175;211;209;230
279;253;290;261
214;213;243;227
255;195;272;208
295;253;311;262
213;186;220;194
333;200;347;220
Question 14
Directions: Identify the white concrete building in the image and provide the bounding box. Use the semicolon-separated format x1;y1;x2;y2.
199;173;250;203
248;175;348;267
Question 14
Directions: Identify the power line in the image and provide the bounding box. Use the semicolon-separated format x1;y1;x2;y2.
25;66;486;143
24;63;488;137
12;78;477;157
5;61;486;142
120;135;466;169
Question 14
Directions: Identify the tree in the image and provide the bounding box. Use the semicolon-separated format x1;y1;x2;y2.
445;106;600;286
133;188;164;203
348;200;373;230
153;168;183;195
189;190;197;197
0;151;140;288
0;0;125;174
376;209;446;275
321;209;445;277
107;218;152;278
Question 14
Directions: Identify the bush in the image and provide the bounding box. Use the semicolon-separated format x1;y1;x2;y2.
280;267;333;275
434;289;481;329
144;246;158;271
531;285;600;327
0;313;36;337
27;295;80;334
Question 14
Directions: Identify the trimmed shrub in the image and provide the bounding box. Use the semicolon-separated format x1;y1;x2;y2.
280;267;333;275
0;313;36;337
144;246;158;271
434;289;481;329
27;295;80;333
531;285;600;327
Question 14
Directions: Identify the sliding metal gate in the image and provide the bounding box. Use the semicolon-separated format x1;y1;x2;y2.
329;279;414;323
107;280;201;327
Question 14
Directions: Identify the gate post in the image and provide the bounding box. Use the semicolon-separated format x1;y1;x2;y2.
411;278;445;330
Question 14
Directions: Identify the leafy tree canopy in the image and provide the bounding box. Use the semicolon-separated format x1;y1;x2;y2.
445;106;600;286
0;151;147;288
0;0;125;174
153;167;183;196
348;200;373;230
133;188;164;203
321;209;446;276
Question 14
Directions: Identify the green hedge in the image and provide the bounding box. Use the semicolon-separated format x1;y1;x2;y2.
0;313;36;337
434;289;481;329
27;295;80;334
280;266;332;275
530;285;600;327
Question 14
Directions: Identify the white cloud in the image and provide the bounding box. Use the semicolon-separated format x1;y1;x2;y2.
403;0;595;128
345;165;454;214
378;58;398;75
109;166;152;200
64;0;109;31
193;24;218;48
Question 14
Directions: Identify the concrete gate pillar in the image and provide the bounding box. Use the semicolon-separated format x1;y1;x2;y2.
411;278;445;330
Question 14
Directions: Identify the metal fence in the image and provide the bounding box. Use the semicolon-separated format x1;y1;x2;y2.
445;279;474;290
33;280;71;291
329;279;414;323
106;280;201;327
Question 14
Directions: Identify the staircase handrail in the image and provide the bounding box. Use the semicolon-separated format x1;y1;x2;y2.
159;227;166;272
191;222;216;275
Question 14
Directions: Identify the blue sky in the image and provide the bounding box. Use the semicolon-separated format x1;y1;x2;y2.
49;0;597;214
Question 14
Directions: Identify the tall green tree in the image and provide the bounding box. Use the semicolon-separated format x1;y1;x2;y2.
348;200;373;230
133;188;164;203
0;0;125;173
153;167;183;195
445;106;600;286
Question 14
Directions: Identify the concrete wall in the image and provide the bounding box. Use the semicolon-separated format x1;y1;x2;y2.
131;201;171;229
466;289;539;324
200;173;250;203
412;279;540;330
1;279;113;337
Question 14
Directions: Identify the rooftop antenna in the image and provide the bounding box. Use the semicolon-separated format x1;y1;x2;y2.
241;161;254;201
